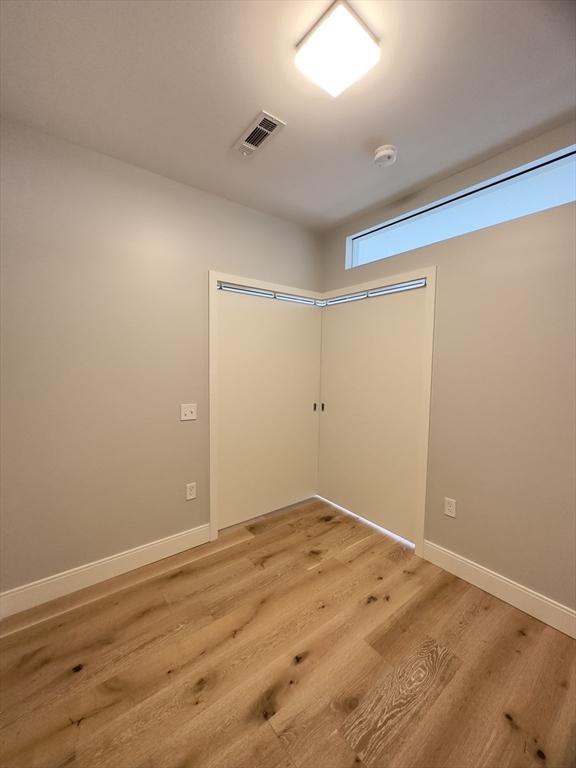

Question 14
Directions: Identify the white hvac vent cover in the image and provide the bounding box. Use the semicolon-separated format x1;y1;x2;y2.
235;111;286;156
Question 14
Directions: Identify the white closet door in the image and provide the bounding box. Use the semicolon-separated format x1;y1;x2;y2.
213;290;321;530
319;283;433;544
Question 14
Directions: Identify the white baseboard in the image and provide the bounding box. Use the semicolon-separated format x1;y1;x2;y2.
423;540;576;639
0;524;210;620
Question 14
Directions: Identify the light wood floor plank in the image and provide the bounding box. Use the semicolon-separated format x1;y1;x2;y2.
0;500;574;768
341;636;461;767
0;523;255;640
382;603;551;768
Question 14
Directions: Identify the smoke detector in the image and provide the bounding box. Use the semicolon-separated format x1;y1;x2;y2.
374;144;397;167
235;111;287;157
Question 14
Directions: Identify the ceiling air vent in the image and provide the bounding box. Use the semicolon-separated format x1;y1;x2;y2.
235;111;286;157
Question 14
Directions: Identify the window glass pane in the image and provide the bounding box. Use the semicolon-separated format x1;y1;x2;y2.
348;148;576;268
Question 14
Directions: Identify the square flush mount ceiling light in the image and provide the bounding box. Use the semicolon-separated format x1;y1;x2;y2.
295;0;380;97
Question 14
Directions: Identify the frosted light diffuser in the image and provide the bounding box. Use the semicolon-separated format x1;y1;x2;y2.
295;1;380;97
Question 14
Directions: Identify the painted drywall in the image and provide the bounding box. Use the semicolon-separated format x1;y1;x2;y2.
0;120;321;591
319;122;576;608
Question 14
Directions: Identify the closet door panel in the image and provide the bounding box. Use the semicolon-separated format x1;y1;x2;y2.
319;288;430;543
214;291;321;530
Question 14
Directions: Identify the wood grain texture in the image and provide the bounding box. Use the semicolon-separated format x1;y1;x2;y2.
0;499;574;768
341;636;460;766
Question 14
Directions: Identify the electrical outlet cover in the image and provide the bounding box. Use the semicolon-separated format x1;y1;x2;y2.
180;403;197;421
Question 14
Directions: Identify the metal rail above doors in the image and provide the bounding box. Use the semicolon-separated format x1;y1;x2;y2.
217;277;427;307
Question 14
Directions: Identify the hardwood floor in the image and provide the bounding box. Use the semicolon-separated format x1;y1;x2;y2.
0;499;574;768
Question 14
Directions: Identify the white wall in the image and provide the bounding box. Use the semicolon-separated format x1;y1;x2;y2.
0;120;321;591
320;122;576;609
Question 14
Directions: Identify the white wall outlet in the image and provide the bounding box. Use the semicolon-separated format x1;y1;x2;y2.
186;482;197;500
444;497;456;518
180;403;197;421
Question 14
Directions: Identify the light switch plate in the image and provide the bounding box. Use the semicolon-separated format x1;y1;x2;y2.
180;403;197;421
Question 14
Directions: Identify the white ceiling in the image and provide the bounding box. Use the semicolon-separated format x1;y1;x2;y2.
1;0;575;230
